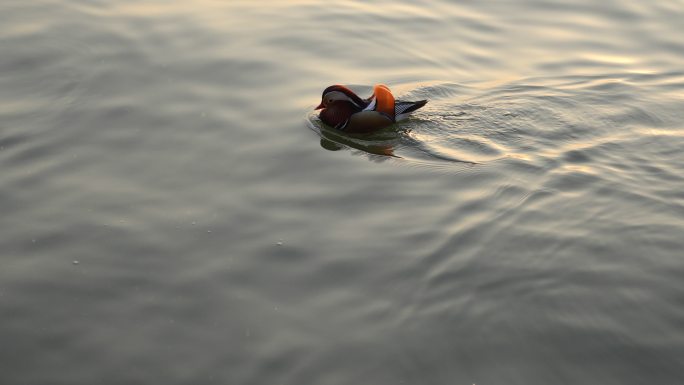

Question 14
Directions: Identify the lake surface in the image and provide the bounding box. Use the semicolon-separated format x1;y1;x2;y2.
2;0;684;384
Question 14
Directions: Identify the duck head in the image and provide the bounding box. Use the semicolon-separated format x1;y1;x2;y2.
315;85;367;110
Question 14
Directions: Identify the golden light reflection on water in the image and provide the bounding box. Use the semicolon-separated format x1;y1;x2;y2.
585;53;638;66
636;127;684;137
506;152;534;162
559;163;597;175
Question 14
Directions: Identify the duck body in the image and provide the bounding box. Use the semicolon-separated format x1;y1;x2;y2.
316;84;427;133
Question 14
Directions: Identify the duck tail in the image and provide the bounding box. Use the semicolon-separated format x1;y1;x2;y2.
405;100;428;113
394;100;428;121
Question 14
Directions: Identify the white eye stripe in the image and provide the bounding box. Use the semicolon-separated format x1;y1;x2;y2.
348;98;362;108
324;90;364;108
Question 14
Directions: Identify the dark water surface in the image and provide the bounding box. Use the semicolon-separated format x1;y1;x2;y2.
2;1;684;384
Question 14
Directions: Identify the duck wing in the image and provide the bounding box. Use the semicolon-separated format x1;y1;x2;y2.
338;110;394;133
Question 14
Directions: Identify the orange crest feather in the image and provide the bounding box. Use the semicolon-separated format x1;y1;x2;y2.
372;84;395;117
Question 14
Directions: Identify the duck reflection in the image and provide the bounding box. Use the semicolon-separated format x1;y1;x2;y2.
318;123;400;158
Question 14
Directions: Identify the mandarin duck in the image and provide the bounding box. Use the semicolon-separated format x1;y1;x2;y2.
315;84;427;133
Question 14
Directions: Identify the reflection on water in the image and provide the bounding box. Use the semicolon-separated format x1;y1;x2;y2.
310;116;402;158
2;0;684;384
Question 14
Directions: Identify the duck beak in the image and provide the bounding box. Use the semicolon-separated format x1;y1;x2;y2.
314;102;325;110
